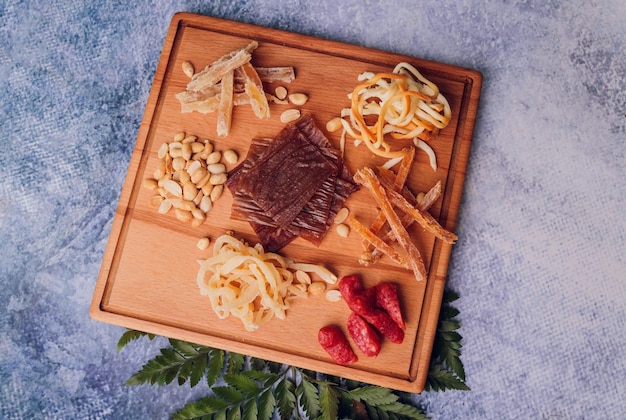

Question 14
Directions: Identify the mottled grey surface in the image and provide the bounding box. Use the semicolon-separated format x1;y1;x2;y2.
1;0;624;418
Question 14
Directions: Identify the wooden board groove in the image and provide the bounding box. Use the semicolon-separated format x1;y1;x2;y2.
90;12;482;393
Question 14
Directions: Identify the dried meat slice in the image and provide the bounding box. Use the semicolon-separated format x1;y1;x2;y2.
227;115;356;251
237;132;339;228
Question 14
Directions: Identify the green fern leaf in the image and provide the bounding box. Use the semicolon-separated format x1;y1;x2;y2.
227;352;245;374
296;377;320;418
241;369;279;385
207;348;225;387
318;383;339;420
116;329;155;352
425;363;470;392
249;357;266;371
224;404;241;420
242;397;258;420
347;385;398;407
171;396;229;419
177;358;194;386
371;401;429;419
125;347;185;386
440;331;462;343
169;339;202;357
224;373;260;395
275;376;296;419
444;352;466;382
213;386;245;404
442;290;459;304
189;353;207;388
438;320;460;332
257;388;277;420
438;305;460;320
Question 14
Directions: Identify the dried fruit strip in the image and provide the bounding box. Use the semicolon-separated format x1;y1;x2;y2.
348;216;409;269
381;182;458;244
186;41;258;92
362;147;415;254
353;167;427;282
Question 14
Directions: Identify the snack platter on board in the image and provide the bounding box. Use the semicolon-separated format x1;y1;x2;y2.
90;12;482;393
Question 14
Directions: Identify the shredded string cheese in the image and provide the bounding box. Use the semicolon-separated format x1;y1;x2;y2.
337;62;451;166
197;234;336;331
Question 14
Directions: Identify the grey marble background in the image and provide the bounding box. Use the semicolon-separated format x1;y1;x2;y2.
1;0;624;418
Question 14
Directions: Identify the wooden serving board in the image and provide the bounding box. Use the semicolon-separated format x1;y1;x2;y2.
90;12;482;393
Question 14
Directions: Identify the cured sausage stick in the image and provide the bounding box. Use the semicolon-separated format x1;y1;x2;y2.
318;325;358;365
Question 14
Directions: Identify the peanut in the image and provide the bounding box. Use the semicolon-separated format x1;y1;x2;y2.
308;281;326;295
288;93;308;106
280;109;301;123
326;117;343;133
144;130;230;224
182;61;194;78
325;289;342;302
275;86;288;100
223;149;239;164
196;237;210;250
336;223;350;238
334;207;349;224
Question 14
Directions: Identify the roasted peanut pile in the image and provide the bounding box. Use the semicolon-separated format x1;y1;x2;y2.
142;131;238;227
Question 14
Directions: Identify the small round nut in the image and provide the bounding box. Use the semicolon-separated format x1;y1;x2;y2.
295;270;312;285
158;199;172;214
157;143;169;159
275;86;288;100
334;207;349;224
308;281;326;295
206;151;222;164
142;178;158;191
148;195;164;208
288;93;308;106
175;209;193;222
222;149;239;165
336;223;350;238
182;61;195;78
210;184;224;202
197;237;210;250
325;289;342;302
280;109;301;124
209;173;227;185
207;163;226;174
326;117;343;133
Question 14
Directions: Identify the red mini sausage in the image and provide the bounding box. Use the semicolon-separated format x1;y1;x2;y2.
339;276;376;315
318;325;358;365
374;283;406;330
338;275;363;298
362;309;405;344
347;313;381;357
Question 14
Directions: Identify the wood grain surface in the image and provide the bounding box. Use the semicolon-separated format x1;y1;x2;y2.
90;12;482;393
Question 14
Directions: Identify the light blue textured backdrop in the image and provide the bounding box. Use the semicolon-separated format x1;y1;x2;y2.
1;0;624;418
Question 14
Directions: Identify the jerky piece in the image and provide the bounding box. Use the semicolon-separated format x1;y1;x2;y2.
237;131;339;228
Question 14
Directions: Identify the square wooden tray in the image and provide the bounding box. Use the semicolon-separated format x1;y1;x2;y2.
90;12;482;393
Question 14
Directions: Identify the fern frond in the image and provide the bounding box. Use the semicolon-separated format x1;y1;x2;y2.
257;388;277;420
206;348;225;387
170;396;229;420
318;383;340;420
116;329;155;352
296;377;320;418
424;363;470;392
275;376;296;419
